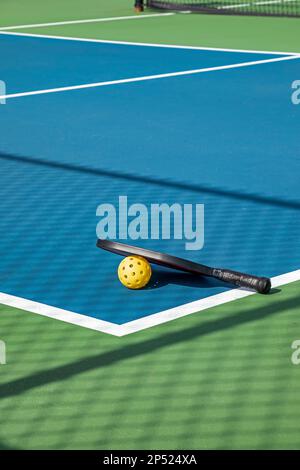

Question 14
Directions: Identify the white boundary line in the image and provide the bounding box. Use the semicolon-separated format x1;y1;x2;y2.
218;0;297;9
0;55;298;101
0;13;175;31
0;31;299;56
0;270;299;336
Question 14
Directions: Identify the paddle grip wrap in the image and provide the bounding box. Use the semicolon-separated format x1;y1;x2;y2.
212;269;271;294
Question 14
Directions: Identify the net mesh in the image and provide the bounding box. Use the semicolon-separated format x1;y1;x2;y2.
146;0;300;17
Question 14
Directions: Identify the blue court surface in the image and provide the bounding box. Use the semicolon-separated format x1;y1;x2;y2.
0;33;299;329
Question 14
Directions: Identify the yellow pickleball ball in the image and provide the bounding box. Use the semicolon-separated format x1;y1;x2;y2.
118;256;152;289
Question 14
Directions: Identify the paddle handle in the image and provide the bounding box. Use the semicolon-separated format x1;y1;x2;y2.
212;268;271;294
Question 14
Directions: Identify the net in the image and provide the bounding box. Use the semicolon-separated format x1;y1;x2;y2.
145;0;300;17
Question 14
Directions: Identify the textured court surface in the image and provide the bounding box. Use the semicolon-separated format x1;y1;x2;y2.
0;0;300;450
0;281;300;449
0;35;299;324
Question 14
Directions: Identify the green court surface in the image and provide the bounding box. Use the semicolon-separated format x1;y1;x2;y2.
1;281;300;449
1;0;300;52
0;0;300;450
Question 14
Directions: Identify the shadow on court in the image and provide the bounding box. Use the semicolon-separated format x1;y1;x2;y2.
1;151;299;210
0;440;19;450
0;290;298;400
147;268;230;290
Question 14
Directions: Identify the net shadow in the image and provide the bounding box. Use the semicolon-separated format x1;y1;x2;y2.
0;440;19;450
0;290;297;400
0;151;299;210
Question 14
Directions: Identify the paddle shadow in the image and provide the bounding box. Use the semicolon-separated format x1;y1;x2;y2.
146;268;230;290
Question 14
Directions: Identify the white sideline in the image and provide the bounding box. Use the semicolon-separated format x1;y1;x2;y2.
0;55;298;101
219;0;297;9
0;31;299;56
0;13;175;31
0;270;299;337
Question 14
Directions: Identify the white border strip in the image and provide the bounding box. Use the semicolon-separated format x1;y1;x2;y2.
120;270;300;335
0;270;299;337
0;292;119;336
0;55;298;101
0;31;298;56
218;0;297;9
0;13;175;31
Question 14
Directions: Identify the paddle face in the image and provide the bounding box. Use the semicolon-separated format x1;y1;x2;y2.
96;239;212;276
